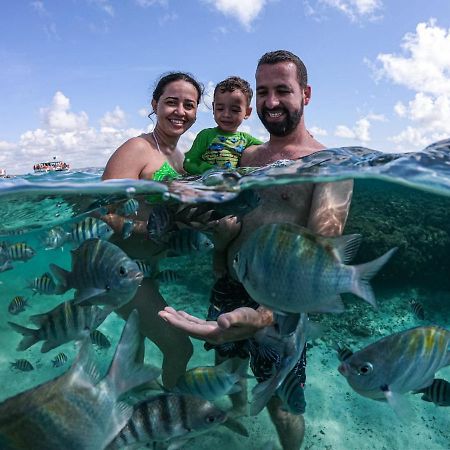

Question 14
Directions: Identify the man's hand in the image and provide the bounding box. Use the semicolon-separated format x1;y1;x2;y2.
158;306;273;344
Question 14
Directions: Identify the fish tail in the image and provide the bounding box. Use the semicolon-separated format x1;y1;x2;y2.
104;309;161;397
352;247;398;308
250;376;279;416
8;321;40;351
49;263;70;294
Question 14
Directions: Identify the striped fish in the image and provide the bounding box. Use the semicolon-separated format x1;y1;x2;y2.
8;296;29;315
418;378;450;406
0;310;160;450
50;238;143;309
10;359;34;372
8;300;110;353
134;259;154;278
409;299;425;320
339;326;450;407
173;359;245;401
154;269;182;283
106;393;227;449
42;226;68;250
333;342;354;362
234;223;397;314
146;204;173;242
51;352;68;368
166;229;214;256
69;217;114;245
276;370;306;415
90;329;111;349
5;243;35;262
28;273;57;295
122;219;134;239
119;199;139;216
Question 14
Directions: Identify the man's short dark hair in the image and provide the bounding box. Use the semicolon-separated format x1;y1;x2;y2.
257;50;308;88
214;76;253;106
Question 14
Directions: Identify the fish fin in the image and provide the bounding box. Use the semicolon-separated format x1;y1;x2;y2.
104;309;161;397
40;340;58;353
352;247;398;308
250;377;278;416
8;321;40;351
222;417;249;437
73;288;107;304
167;438;191;450
49;263;70;294
228;384;243;395
324;234;362;263
382;385;415;422
420;394;432;403
29;312;50;326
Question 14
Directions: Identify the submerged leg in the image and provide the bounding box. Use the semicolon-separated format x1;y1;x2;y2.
267;396;305;450
116;278;193;388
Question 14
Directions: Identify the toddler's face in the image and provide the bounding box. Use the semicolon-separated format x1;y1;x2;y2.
213;90;251;133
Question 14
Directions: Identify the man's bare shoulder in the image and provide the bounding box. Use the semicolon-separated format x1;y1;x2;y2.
241;143;268;167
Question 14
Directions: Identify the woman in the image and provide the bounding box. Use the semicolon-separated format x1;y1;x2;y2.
102;72;203;387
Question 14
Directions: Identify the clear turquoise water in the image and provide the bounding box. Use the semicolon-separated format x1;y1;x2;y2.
0;140;449;449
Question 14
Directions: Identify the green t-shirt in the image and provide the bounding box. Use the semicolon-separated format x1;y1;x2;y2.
183;127;262;175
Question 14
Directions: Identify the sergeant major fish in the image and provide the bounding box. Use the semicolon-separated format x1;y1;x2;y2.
8;296;29;315
10;359;34;372
8;300;109;353
338;326;450;412
416;378;450;406
51;352;68;368
173;359;247;401
50;238;143;309
0;310;161;450
233;223;397;314
4;243;35;262
90;329;111;349
106;393;228;450
69;217;114;245
409;299;425;320
27;273;57;295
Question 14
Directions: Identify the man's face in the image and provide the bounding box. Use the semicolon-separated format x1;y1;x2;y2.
255;62;309;137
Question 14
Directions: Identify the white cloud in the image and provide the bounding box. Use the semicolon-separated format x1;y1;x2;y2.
372;19;450;149
135;0;167;7
334;114;384;142
40;91;89;133
30;1;48;16
375;19;450;96
100;106;126;128
309;126;328;136
307;0;383;22
203;0;268;30
1;91;144;174
138;108;149;117
89;0;114;16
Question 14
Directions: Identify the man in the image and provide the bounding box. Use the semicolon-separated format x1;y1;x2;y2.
159;50;353;450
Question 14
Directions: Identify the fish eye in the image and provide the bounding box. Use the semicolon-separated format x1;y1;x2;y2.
358;362;373;375
205;415;217;423
119;266;128;277
233;254;239;264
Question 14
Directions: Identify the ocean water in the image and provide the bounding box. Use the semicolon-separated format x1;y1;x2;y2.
0;139;449;449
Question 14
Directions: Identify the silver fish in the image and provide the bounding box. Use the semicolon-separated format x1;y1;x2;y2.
10;359;34;372
173;359;246;401
234;223;397;314
106;393;227;450
69;217;114;245
417;378;450;406
409;299;425;320
50;238;143;308
0;310;161;450
276;369;306;415
5;243;35;262
51;352;68;368
90;329;111;349
8;300;110;353
28;272;57;295
338;326;450;408
42;226;68;250
250;313;309;416
119;199;139;216
0;261;13;272
165;229;214;256
8;296;29;315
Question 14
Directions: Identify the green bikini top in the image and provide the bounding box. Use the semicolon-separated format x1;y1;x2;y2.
147;161;180;204
152;161;180;182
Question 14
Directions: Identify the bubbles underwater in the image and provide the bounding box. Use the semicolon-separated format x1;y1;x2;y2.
0;141;449;450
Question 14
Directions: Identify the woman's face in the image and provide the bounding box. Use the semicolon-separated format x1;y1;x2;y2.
152;80;199;137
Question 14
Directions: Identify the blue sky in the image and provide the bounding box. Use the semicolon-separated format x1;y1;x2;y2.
1;0;450;174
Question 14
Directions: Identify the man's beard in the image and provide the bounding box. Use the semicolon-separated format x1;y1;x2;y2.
258;100;304;137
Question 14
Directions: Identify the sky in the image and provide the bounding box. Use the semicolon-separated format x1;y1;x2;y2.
1;0;450;174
